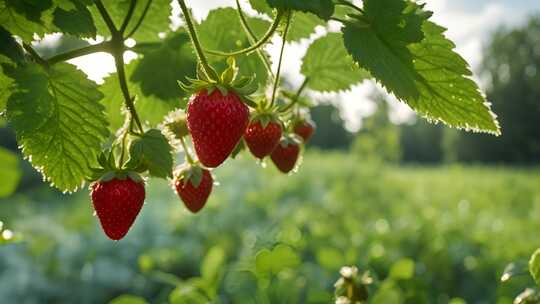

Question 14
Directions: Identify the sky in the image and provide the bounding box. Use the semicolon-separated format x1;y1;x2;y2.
70;0;540;131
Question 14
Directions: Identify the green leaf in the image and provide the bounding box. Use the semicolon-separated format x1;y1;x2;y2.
52;1;97;38
0;68;12;112
129;0;171;41
529;248;540;288
128;129;173;178
265;0;334;20
169;285;207;304
55;0;76;11
201;246;226;283
0;147;21;198
0;56;16;112
99;59;179;131
5;62;109;192
131;31;197;100
342;0;425;99
301;33;370;92
198;7;270;88
389;258;415;280
255;244;300;275
90;0;171;40
0;0;54;41
407;21;500;134
342;1;500;134
371;281;403;304
315;247;343;270
286;12;323;42
249;0;273;16
108;295;148;304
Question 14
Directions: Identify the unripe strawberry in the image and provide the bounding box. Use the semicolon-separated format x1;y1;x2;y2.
91;176;145;240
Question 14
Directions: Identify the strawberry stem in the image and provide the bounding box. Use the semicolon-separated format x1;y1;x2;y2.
235;0;274;81
270;11;292;108
205;10;285;57
118;119;133;168
126;0;153;38
113;50;145;134
336;0;365;14
177;0;220;82
96;0;145;134
280;77;309;113
180;137;196;165
119;0;139;34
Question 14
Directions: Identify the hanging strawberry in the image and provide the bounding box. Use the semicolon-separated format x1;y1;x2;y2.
271;134;303;174
88;151;146;241
244;99;284;159
180;58;258;168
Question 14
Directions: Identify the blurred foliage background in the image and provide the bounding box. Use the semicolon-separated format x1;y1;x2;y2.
0;14;540;304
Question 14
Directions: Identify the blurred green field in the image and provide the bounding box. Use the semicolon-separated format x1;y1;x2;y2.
1;151;539;303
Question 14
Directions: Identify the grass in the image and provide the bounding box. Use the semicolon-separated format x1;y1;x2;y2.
0;151;539;303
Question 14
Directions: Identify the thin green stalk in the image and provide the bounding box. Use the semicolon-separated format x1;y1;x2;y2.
180;137;195;164
95;0;119;34
113;51;144;134
270;12;291;107
336;0;364;14
205;10;284;57
177;0;219;81
330;17;348;24
126;0;153;38
151;271;183;286
235;0;274;79
22;43;47;66
118;119;132;167
96;0;144;135
46;41;112;65
119;0;139;34
280;77;309;112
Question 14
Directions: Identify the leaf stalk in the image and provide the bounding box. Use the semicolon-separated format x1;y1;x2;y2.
177;0;220;81
235;0;274;80
270;11;291;108
205;10;284;58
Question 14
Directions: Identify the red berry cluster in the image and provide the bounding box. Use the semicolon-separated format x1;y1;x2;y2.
88;87;315;241
176;88;315;212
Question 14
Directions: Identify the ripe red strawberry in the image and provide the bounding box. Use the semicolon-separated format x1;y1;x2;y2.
187;89;249;168
294;120;316;143
244;120;282;159
271;138;301;174
175;167;213;213
91;177;145;241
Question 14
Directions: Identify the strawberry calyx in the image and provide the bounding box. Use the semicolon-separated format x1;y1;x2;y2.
87;150;144;183
96;170;144;183
250;97;284;128
278;132;303;148
250;111;282;130
174;163;207;189
178;57;258;108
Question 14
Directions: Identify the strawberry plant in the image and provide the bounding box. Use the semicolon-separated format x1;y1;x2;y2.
0;0;501;239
